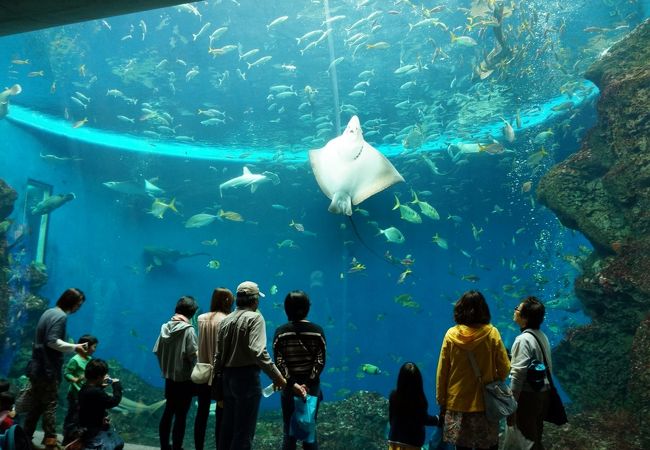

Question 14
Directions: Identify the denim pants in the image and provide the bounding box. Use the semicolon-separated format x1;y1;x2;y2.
280;386;322;450
218;366;261;450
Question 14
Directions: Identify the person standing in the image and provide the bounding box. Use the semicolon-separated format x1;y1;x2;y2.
436;290;510;450
388;362;439;450
153;295;199;450
22;288;87;450
273;290;326;450
194;287;234;450
63;334;98;445
509;296;553;450
215;281;289;450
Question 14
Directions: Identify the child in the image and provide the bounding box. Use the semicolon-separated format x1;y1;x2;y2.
388;362;439;450
63;335;98;445
76;358;124;450
0;391;16;432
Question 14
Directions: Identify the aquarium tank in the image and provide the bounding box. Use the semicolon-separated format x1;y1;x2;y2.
1;0;649;448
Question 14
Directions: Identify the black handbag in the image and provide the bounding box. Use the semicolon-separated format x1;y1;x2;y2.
210;371;224;401
525;331;568;425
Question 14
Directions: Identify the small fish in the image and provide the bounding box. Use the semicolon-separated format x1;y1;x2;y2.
277;239;298;249
521;181;533;193
461;274;480;282
185;213;219;228
432;233;448;250
379;226;405;244
206;260;220;270
149;198;178;219
397;268;412;284
247;56;272;69
193;22;211;41
267;15;289;30
366;41;390;50
218;209;243;222
270;285;278;295
393;195;421;224
360;363;381;375
201;239;219;246
27;70;44;77
450;32;478;46
289;220;304;232
527;147;549;167
72;118;88;128
348;257;366;273
11;59;29;65
410;191;439;220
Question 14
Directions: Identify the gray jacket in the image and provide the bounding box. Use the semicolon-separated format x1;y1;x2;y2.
153;319;198;382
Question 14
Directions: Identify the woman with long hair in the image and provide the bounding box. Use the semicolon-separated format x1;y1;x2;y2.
194;287;234;450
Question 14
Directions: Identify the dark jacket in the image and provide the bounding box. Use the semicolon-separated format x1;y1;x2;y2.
388;390;438;447
79;382;122;437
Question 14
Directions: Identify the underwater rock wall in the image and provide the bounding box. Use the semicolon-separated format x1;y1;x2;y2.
0;179;17;342
537;17;650;431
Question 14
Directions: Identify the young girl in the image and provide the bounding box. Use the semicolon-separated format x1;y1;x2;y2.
388;362;439;450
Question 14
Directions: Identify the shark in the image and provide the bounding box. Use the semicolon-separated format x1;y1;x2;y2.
143;246;209;272
219;166;280;197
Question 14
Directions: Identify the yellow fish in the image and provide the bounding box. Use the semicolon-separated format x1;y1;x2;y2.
149;198;178;219
219;209;244;222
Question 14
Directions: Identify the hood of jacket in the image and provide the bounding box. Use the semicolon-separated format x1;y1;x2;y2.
447;324;493;350
159;320;192;342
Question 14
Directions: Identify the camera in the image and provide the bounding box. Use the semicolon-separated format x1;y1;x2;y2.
105;377;113;385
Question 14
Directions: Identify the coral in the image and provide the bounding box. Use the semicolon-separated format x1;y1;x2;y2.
0;179;17;221
537;19;650;416
26;261;48;292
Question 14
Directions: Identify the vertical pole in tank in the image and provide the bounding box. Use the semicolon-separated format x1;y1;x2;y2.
323;0;342;135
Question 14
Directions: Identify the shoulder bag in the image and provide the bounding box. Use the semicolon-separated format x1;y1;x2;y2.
467;350;518;422
524;331;568;425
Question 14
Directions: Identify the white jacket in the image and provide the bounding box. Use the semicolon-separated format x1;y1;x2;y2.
509;329;553;392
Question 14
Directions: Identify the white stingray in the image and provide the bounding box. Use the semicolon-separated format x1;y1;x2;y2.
309;115;404;215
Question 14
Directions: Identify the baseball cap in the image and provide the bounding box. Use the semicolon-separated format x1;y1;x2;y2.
236;281;265;298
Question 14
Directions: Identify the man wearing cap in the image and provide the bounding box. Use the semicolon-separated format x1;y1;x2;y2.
216;281;301;450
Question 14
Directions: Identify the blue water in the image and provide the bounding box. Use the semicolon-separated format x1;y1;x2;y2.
1;0;645;411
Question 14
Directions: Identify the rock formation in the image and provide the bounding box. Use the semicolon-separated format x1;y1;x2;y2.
537;18;649;446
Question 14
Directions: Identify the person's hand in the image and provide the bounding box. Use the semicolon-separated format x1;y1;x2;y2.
292;383;307;399
274;377;287;390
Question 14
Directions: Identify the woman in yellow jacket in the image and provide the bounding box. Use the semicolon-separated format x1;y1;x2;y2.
436;291;510;450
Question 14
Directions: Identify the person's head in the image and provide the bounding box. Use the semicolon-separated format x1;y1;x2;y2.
175;295;199;319
211;287;234;314
514;296;546;329
396;362;424;395
78;334;99;356
454;290;491;325
56;288;85;313
284;290;311;322
235;281;265;310
84;358;109;383
0;391;15;412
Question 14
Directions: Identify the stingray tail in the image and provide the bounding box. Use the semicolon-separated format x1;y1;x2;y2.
347;216;399;268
